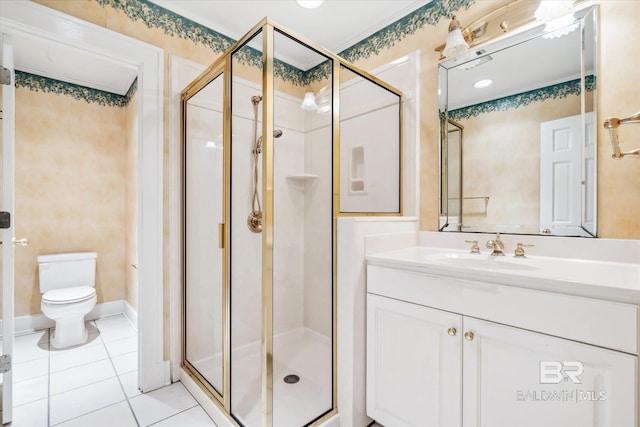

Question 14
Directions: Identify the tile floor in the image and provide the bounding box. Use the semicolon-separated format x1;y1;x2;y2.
11;315;217;426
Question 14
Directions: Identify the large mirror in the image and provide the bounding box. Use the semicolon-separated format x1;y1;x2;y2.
439;5;597;237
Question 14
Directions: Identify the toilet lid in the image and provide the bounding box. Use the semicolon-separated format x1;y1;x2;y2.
43;286;96;304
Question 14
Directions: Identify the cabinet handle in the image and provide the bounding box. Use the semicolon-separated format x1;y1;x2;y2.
464;331;475;341
447;327;457;336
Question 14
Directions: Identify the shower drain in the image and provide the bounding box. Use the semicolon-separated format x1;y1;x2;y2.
283;374;300;384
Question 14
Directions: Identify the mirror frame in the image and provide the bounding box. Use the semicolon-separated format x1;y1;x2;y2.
438;5;598;237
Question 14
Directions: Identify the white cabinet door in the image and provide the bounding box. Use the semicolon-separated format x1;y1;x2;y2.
367;294;462;427
463;317;637;427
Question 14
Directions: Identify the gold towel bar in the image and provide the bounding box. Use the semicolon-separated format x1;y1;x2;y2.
603;112;640;159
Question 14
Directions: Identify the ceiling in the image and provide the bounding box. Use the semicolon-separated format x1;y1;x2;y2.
2;0;432;95
149;0;432;69
9;33;138;96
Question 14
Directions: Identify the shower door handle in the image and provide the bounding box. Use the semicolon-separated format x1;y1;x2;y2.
219;223;225;249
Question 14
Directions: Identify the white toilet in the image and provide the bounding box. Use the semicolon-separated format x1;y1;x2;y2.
38;252;97;349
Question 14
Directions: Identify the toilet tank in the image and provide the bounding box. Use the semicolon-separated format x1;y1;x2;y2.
37;252;97;293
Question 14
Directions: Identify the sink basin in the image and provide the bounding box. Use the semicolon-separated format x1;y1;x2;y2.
423;253;540;271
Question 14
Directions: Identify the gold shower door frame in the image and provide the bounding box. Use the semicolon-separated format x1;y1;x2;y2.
180;18;403;427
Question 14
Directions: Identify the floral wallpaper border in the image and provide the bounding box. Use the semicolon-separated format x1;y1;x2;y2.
15;70;137;108
98;0;475;85
18;0;475;102
448;76;597;121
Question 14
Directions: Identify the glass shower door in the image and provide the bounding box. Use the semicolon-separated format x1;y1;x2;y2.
271;30;334;427
183;66;226;399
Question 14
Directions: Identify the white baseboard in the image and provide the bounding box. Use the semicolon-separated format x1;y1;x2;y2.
123;299;138;331
11;299;136;335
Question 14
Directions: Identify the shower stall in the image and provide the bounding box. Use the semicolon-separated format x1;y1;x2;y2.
180;19;402;427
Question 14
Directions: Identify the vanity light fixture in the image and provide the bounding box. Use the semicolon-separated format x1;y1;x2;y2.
435;0;570;58
315;86;331;114
442;15;470;59
534;0;573;22
543;17;578;39
473;79;493;89
301;92;317;110
296;0;323;9
535;0;577;39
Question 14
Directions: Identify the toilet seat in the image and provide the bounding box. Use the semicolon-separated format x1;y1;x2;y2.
42;286;96;305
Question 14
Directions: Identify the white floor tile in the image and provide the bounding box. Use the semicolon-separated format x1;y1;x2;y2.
11;397;48;427
13;333;50;363
55;401;138;427
49;377;126;425
15;329;49;344
50;337;109;373
152;405;217;427
119;370;142;398
14;375;49;406
14;357;49;383
129;382;198;426
8;317;212;427
50;358;117;395
112;351;138;375
95;315;135;332
99;324;137;343
105;335;138;357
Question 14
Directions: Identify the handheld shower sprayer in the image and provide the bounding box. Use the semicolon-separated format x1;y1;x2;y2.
247;94;283;233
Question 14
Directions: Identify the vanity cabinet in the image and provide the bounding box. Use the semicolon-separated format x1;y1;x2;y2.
366;265;638;427
366;294;462;426
463;316;636;427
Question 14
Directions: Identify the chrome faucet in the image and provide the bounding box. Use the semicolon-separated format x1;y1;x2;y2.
486;233;505;256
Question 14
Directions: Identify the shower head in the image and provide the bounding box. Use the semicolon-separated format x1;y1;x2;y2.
274;129;283;138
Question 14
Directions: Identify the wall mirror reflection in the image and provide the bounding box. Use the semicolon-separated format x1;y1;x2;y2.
439;5;597;237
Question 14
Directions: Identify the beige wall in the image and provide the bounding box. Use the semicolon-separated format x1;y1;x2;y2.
457;93;581;228
14;88;129;316
596;1;640;238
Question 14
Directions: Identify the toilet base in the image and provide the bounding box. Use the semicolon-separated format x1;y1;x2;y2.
51;316;90;349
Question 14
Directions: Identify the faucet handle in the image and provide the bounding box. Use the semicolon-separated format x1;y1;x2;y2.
465;240;480;254
514;243;534;258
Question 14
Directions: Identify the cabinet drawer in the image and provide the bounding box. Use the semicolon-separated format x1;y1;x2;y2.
367;265;639;354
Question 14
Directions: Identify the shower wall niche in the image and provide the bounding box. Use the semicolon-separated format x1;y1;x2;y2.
181;19;402;427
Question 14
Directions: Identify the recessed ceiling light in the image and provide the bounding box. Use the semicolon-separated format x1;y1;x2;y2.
297;0;323;9
473;79;493;89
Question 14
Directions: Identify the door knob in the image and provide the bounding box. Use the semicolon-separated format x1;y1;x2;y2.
447;327;457;336
12;237;29;247
464;331;475;341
